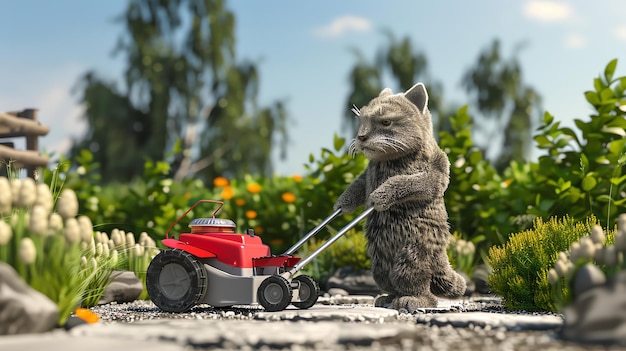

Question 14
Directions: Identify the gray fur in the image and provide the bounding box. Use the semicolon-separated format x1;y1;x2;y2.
334;83;466;311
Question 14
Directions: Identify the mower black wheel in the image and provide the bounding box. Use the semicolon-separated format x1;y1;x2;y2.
146;249;208;313
291;275;320;309
257;275;292;312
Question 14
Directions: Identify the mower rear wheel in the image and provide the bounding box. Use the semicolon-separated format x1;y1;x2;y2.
291;275;320;309
257;275;292;312
146;249;208;313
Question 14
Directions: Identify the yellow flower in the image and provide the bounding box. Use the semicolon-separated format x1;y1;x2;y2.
281;192;296;203
235;198;246;206
245;210;258;219
291;175;303;182
246;183;261;194
221;186;234;200
213;177;229;188
183;192;192;200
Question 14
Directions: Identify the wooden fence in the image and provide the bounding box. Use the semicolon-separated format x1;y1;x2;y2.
0;109;50;178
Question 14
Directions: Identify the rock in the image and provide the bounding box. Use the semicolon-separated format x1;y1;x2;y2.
0;262;59;334
99;270;143;304
324;267;379;296
471;264;492;294
572;263;606;298
561;271;626;345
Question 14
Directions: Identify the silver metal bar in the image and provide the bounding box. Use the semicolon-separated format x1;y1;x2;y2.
282;208;343;255
285;206;374;277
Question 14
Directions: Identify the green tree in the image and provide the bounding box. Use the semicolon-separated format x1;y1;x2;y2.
462;39;542;171
72;0;288;183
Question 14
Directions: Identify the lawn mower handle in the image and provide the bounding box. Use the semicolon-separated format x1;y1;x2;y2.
283;206;374;279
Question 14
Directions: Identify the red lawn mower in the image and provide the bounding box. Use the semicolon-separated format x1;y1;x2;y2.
146;200;373;312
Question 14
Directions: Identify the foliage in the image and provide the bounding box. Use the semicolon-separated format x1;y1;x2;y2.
526;58;626;228
487;216;601;312
462;39;542;171
72;0;288;183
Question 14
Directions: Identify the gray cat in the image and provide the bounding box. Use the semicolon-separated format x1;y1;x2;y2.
334;83;466;311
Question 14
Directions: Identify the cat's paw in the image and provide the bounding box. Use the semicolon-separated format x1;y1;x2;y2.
368;189;392;211
392;295;438;312
333;197;358;214
374;294;394;308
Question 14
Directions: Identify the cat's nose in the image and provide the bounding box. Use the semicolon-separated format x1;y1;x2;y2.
358;135;367;141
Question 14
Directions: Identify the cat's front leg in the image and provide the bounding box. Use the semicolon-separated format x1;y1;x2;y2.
368;171;437;211
334;172;367;213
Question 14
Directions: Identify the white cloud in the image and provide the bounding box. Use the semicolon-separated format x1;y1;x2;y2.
524;1;574;22
312;15;372;38
565;33;586;49
614;25;626;41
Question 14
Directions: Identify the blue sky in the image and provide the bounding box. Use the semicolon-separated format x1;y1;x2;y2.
1;0;625;176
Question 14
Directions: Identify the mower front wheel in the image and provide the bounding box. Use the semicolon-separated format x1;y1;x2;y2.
146;249;208;313
257;275;292;312
292;275;320;309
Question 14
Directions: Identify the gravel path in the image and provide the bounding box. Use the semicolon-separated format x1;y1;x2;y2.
2;296;624;350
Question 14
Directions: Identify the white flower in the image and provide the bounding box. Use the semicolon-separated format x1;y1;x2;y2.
603;245;618;267
590;225;605;245
0;177;12;214
34;183;53;214
96;242;103;257
131;243;144;257
10;179;22;206
77;215;93;243
110;250;119;266
111;229;124;247
64;218;81;244
102;243;110;258
56;189;79;219
554;259;568;277
0;221;12;245
126;232;136;247
16;178;37;208
48;213;64;234
18;237;36;264
547;268;559;285
618;214;626;233
80;256;88;266
579;237;596;260
570;242;581;263
29;205;49;236
615;231;626;252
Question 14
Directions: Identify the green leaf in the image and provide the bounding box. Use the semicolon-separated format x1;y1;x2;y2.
542;112;554;125
604;58;618;83
585;91;600;106
333;135;346;151
581;174;597;191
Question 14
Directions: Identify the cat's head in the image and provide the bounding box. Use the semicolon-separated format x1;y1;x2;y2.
349;83;437;162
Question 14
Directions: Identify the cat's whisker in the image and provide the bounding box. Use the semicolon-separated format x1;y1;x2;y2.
351;105;361;117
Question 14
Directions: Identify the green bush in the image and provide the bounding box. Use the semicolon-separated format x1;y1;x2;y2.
487;216;601;311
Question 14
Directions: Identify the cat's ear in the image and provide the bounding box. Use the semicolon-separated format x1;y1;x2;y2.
378;88;393;97
404;83;429;114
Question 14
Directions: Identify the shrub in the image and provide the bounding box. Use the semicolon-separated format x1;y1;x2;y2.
487;215;601;311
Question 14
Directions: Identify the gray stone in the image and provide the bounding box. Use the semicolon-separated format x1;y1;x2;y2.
254;304;398;322
325;266;379;296
0;262;59;334
561;271;626;345
419;312;563;331
99;270;143;305
572;263;606;298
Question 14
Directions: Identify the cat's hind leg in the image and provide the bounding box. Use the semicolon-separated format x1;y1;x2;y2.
388;247;439;310
430;251;467;298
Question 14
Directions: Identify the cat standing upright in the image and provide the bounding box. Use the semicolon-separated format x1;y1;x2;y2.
334;83;466;311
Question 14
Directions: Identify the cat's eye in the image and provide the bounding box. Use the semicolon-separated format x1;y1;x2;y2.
381;120;392;126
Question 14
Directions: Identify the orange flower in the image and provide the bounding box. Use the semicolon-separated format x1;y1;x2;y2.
245;210;258;219
213;177;229;188
183;192;192;200
253;226;264;234
235;198;246;206
221;186;234;200
291;174;303;182
246;183;262;194
281;192;296;203
74;308;99;324
270;238;284;246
